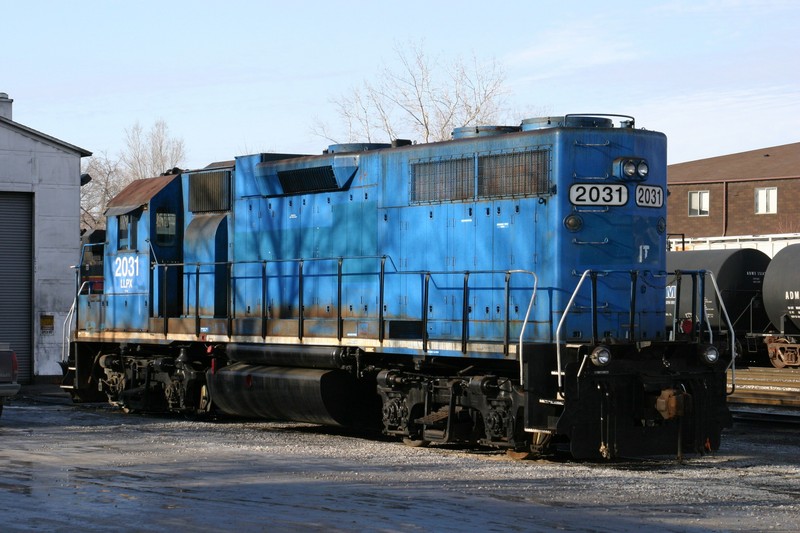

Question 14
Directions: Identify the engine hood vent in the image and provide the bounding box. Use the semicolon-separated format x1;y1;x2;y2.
255;154;359;196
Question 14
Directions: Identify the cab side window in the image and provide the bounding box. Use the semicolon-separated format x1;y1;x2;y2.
155;209;177;246
118;214;139;250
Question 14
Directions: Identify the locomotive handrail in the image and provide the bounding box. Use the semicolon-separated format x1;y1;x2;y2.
574;177;609;181
669;270;708;342
573;140;610;147
509;270;538;387
573;206;610;213
62;281;90;363
145;238;160;266
555;269;659;391
149;256;537;354
667;269;737;393
555;270;592;391
706;271;737;393
572;237;609;245
74;242;105;295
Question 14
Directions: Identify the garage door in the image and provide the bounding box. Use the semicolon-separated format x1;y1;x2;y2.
0;192;32;383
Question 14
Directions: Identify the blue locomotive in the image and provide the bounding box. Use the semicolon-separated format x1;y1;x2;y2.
63;114;731;459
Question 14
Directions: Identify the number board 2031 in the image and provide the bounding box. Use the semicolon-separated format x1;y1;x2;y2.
635;184;663;208
568;184;628;206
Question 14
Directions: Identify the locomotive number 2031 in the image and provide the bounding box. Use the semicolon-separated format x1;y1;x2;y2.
635;184;663;208
114;256;141;289
114;256;141;277
569;184;628;206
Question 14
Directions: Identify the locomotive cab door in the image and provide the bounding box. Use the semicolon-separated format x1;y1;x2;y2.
150;206;184;319
104;208;150;331
184;213;229;319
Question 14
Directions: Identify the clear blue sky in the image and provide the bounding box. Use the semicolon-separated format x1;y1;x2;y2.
2;0;798;168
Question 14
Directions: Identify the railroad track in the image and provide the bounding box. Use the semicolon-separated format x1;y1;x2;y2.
726;366;800;408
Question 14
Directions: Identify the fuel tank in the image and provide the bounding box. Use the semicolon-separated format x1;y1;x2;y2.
207;363;356;426
226;344;349;369
666;248;770;333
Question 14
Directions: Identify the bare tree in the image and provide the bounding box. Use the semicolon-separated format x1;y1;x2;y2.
122;120;186;181
80;120;185;233
317;42;509;144
80;151;123;232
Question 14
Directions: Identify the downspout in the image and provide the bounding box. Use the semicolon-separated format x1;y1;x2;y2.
722;181;728;237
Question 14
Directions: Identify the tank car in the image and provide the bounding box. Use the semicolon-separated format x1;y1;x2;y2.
62;114;732;459
759;244;800;368
666;249;770;363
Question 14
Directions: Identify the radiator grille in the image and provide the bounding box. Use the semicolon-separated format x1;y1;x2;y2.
411;148;550;203
189;171;231;212
411;157;474;203
478;149;550;197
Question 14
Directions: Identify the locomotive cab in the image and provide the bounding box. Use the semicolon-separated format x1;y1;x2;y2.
101;172;184;332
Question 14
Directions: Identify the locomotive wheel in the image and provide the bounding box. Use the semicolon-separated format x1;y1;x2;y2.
770;354;787;369
402;437;431;448
506;448;533;461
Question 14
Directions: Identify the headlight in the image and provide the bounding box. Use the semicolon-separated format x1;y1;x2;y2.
614;158;649;180
590;345;611;366
700;345;720;365
564;214;583;232
623;160;637;177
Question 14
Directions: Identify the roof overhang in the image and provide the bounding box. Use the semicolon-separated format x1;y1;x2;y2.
0;115;92;157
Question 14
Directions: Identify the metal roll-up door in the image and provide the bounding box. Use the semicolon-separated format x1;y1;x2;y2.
0;192;33;383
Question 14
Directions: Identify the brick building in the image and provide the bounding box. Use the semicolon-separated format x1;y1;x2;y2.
667;142;800;246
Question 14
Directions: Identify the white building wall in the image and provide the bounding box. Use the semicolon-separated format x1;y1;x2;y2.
0;125;84;378
669;233;800;258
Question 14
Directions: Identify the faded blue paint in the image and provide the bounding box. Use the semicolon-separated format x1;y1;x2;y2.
226;121;666;347
78;116;668;352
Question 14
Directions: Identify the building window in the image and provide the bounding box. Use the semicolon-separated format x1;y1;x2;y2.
688;191;709;217
755;187;777;214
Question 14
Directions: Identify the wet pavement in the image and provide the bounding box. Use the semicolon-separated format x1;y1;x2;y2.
1;387;799;532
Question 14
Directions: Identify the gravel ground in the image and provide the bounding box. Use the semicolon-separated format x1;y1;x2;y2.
1;391;798;532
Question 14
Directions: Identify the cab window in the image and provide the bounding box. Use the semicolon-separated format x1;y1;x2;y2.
155;210;177;246
118;214;139;250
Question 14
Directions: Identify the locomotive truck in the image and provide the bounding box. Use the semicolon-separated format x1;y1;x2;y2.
62;114;732;459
